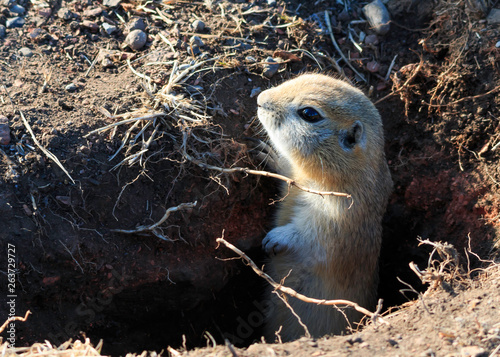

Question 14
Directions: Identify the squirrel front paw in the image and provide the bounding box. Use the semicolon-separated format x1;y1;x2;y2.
262;224;296;255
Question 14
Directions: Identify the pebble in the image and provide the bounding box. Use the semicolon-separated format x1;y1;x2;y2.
65;83;77;92
187;45;201;56
189;35;204;47
0;25;5;38
460;346;486;357
364;34;379;45
28;27;45;42
101;57;113;68
363;0;391;35
6;16;24;28
263;57;279;78
0;115;10;145
366;60;380;72
487;8;500;24
126;17;146;33
250;87;261;98
102;22;117;35
84;7;102;17
376;81;387;91
124;29;147;50
267;0;277;6
38;8;51;17
57;8;73;21
496;40;500;48
82;20;99;32
9;4;25;14
245;56;257;63
103;0;121;7
191;19;205;32
19;47;33;57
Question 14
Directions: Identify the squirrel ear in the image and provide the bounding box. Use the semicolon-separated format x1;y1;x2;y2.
340;121;365;150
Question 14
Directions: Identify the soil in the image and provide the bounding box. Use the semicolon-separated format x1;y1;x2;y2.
0;0;499;356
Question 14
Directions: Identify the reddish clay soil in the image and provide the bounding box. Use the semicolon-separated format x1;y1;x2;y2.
0;0;499;356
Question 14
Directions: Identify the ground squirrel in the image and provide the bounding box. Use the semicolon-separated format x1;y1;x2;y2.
257;73;393;341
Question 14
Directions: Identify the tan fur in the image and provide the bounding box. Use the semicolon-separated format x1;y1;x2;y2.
257;74;393;342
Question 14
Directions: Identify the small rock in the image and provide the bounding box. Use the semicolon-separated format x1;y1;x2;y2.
387;339;398;347
263;57;279;78
363;0;391;35
364;34;379;45
124;29;147;50
461;346;486;357
19;47;33;57
191;19;205;32
28;28;47;42
9;4;25;14
245;56;257;63
126;17;146;32
0;25;5;38
103;0;121;7
69;21;79;31
267;0;277;6
38;8;51;17
250;87;261;98
496;40;500;48
82;20;99;32
84;7;102;17
487;8;500;24
56;196;71;206
366;61;380;73
189;35;204;47
0;115;10;145
187;45;201;56
57;8;73;21
376;81;387;91
6;16;24;28
102;22;117;35
65;83;77;92
101;57;113;68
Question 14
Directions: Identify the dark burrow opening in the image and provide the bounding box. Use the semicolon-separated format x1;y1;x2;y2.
78;205;434;356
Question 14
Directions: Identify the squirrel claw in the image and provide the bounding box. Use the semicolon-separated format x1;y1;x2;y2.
262;225;294;256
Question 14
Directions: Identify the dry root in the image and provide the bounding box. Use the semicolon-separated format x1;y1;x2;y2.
216;235;387;338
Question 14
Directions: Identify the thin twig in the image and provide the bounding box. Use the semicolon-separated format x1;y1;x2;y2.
111;201;197;239
187;154;352;200
85;49;101;77
0;311;31;334
385;54;398;82
84;112;165;137
59;240;84;273
216;237;387;325
20;111;75;184
274;290;311;338
324;11;366;82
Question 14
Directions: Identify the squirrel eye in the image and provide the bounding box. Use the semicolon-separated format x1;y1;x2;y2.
298;107;323;123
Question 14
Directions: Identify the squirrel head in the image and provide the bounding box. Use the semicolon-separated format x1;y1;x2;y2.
257;74;385;186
